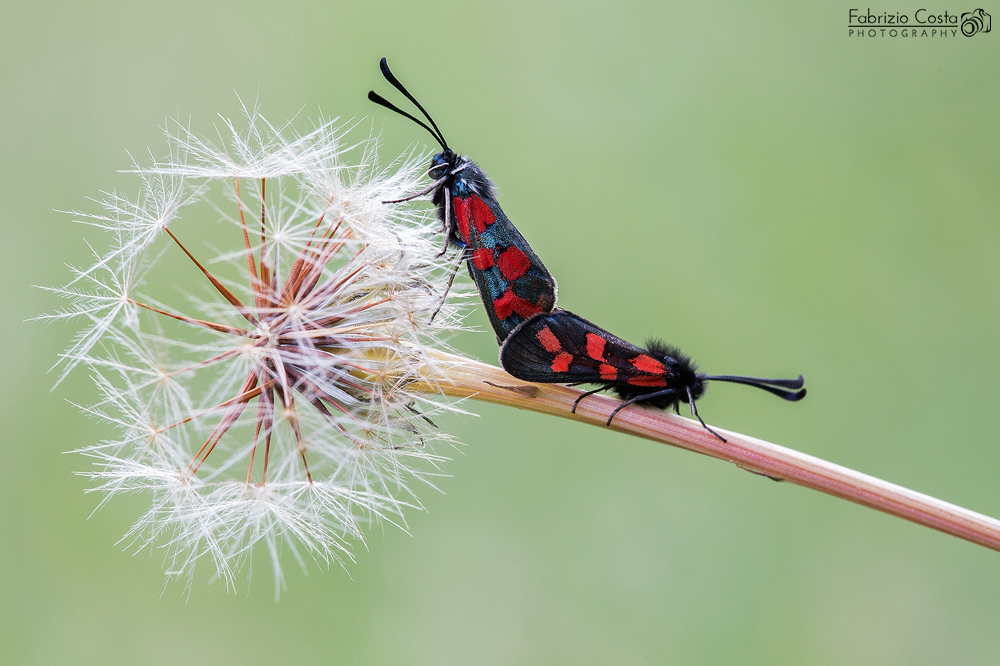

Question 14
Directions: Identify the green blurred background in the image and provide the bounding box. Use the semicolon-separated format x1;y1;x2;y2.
3;1;999;663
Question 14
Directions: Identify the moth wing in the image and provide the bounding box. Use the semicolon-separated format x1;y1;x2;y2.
476;196;557;307
454;192;558;340
500;309;648;383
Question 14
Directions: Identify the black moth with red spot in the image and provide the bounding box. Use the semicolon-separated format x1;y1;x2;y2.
369;58;557;342
499;309;805;441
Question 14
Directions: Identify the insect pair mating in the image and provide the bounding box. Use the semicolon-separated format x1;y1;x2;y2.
369;58;805;441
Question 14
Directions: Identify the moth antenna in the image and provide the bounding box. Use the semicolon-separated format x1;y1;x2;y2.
367;91;447;150
687;385;726;442
703;374;806;401
706;374;804;389
369;57;449;150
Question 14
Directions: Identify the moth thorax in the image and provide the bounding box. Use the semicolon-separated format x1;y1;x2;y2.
661;351;704;400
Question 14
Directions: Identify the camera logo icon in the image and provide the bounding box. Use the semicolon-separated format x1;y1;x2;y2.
961;8;991;36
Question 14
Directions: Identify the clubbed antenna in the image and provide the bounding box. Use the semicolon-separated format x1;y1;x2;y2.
368;57;449;151
703;374;806;401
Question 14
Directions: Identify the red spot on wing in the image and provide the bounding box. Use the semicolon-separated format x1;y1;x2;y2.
551;352;573;373
585;333;607;362
535;326;562;353
494;290;544;320
631;354;665;375
468;195;495;232
599;364;617;380
472;248;494;270
496;246;531;281
452;197;471;242
627;376;668;387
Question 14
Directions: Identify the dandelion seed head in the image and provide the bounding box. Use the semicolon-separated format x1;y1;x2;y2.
49;104;471;594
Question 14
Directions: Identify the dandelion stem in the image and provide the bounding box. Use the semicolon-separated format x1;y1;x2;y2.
414;349;1000;553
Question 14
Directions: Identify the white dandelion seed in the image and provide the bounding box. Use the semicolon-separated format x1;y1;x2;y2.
44;98;1000;597
45;103;474;594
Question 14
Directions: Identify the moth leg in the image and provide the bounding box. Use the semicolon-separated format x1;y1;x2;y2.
438;185;453;257
686;386;726;443
571;385;613;414
382;177;446;204
405;402;438;429
605;389;680;427
430;247;470;323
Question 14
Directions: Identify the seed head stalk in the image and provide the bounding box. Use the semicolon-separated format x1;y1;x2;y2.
405;350;1000;553
49;106;1000;596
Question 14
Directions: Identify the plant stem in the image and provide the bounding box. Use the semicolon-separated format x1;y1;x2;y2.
413;349;1000;553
